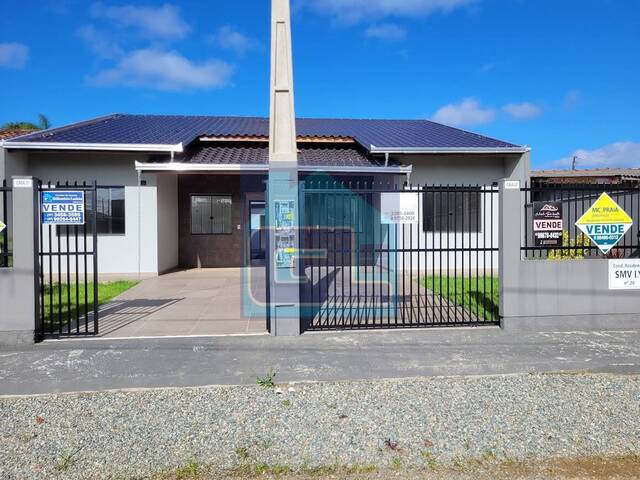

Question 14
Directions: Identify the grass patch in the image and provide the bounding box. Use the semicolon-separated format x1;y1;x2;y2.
256;368;278;388
422;276;499;321
42;280;138;332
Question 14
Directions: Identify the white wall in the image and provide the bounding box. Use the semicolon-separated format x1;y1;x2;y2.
385;154;523;273
25;152;162;276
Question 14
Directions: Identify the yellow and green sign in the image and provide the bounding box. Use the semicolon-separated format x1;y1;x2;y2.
575;193;633;254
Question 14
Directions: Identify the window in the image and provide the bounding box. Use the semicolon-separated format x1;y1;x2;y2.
423;188;481;233
191;195;232;234
56;187;125;235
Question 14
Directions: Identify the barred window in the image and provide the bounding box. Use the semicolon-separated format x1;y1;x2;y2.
423;188;481;233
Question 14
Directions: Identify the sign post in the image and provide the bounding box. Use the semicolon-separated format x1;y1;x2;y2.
575;192;633;254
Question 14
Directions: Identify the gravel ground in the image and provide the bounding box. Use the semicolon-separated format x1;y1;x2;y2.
1;373;639;479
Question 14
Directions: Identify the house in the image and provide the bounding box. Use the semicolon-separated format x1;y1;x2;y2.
532;168;640;186
0;114;529;277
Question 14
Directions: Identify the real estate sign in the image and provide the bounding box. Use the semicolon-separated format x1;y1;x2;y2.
533;201;563;247
0;220;6;234
41;191;85;225
575;193;632;255
380;192;419;224
609;259;640;290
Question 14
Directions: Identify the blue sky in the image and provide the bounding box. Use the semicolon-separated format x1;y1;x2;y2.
0;0;639;169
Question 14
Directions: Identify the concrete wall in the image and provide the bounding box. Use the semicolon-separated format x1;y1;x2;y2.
9;151;163;276
500;180;640;331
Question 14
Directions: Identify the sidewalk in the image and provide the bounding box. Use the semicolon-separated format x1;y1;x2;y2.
1;327;640;395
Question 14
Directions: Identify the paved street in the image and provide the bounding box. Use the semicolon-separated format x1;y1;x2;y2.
2;327;640;395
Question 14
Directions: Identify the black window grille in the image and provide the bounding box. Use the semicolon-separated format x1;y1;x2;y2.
423;187;481;233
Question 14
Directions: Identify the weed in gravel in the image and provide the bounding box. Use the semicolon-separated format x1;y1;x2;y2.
234;447;250;462
281;399;291;407
256;368;277;388
391;457;402;470
420;450;438;469
55;446;82;471
481;449;497;462
254;463;291;475
174;461;200;479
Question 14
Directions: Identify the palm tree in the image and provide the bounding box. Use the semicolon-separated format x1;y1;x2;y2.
1;113;51;131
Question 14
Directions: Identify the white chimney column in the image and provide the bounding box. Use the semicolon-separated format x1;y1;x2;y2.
267;0;300;336
269;0;298;165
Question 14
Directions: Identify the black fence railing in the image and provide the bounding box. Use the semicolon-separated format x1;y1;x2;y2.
0;179;11;268
299;181;500;331
521;183;640;259
36;181;99;339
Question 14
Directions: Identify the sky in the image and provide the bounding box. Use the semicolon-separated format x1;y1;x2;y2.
0;0;639;169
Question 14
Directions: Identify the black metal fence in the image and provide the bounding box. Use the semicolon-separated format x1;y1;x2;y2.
36;181;99;339
299;181;500;331
522;183;640;259
0;180;11;268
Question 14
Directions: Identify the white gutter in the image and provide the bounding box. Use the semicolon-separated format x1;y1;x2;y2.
2;141;184;153
135;161;412;174
370;145;530;154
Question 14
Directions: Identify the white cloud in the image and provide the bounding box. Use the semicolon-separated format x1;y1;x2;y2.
0;42;29;69
78;25;123;59
553;142;640;169
502;102;542;120
365;23;407;40
90;2;190;39
306;0;477;23
432;98;496;126
213;26;254;55
90;49;233;91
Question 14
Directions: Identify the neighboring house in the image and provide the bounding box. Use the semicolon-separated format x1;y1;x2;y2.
0;114;529;276
532;168;640;186
0;129;38;141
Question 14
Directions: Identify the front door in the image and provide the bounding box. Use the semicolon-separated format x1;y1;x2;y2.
249;201;266;265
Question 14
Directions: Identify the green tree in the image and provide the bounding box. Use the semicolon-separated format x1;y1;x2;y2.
1;113;51;131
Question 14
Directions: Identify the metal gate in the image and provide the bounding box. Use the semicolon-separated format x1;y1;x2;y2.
36;181;99;339
299;181;500;331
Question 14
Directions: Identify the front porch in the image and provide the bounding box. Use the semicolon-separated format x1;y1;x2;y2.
96;268;267;338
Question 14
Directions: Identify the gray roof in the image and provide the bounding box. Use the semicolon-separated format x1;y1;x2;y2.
5;113;521;151
150;144;400;169
532;168;640;178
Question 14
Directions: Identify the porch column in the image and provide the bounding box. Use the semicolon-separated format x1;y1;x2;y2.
267;0;300;335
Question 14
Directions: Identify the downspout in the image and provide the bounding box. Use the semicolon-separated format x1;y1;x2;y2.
137;169;142;281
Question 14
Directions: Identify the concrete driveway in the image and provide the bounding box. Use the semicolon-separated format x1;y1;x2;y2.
97;268;267;338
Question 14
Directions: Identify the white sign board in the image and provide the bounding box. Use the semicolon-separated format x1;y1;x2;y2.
504;180;520;190
380;192;419;224
609;259;640;290
0;220;5;234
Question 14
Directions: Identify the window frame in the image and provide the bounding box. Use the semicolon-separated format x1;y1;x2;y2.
422;187;483;234
189;193;233;236
56;185;126;237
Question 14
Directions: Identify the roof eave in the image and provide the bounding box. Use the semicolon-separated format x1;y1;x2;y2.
2;141;184;153
135;161;412;174
369;145;530;154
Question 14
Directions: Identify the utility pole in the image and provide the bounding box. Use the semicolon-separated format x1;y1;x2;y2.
267;0;300;335
571;155;577;170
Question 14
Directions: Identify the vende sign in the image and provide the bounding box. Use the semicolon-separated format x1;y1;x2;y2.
380;192;419;224
41;191;85;225
533;219;563;231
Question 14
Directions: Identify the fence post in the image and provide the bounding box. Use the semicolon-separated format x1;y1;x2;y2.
0;176;38;345
499;178;522;327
